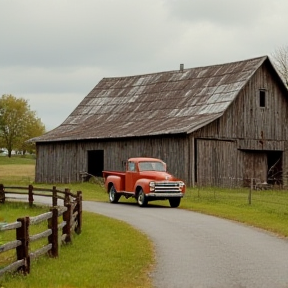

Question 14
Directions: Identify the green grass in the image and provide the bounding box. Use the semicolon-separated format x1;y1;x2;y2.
0;155;36;165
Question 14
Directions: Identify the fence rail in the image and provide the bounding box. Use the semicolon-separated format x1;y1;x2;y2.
0;184;82;277
0;184;80;207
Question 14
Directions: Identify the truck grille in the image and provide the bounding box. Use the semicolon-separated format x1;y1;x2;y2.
154;182;181;193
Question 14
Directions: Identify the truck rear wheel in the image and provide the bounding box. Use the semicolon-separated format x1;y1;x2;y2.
137;189;147;207
169;198;181;208
109;185;120;203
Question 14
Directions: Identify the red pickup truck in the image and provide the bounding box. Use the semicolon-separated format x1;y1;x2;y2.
103;157;185;207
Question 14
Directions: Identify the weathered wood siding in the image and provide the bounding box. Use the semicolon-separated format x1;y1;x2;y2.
195;139;243;187
35;135;189;184
242;151;267;185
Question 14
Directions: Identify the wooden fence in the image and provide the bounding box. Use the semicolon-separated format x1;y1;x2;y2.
0;184;82;276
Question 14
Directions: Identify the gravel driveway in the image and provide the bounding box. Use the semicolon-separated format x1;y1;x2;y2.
83;201;288;288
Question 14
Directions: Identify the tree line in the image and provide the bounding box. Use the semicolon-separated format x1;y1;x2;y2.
0;94;45;157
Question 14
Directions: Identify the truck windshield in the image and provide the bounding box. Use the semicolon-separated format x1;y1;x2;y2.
138;161;166;172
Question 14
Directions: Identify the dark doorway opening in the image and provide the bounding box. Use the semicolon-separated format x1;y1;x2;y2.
88;150;104;177
267;151;282;185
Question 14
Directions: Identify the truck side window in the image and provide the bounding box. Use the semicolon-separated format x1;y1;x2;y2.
128;162;136;172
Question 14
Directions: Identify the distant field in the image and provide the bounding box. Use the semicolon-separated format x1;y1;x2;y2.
0;156;35;183
0;155;35;165
0;155;36;165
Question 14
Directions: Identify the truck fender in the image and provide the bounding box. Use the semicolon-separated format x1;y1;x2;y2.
106;175;122;193
134;178;151;195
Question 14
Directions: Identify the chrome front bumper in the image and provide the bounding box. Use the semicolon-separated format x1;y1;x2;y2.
146;192;184;198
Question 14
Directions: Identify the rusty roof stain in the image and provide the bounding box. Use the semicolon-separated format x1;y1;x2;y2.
33;56;270;142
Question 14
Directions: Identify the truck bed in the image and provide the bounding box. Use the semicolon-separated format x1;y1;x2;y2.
103;170;126;191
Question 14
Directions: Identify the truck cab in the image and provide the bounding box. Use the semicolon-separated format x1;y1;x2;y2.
103;157;185;207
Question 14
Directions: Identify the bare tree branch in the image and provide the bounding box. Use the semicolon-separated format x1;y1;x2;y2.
272;45;288;87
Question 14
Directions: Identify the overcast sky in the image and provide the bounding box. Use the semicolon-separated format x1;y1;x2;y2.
1;0;287;131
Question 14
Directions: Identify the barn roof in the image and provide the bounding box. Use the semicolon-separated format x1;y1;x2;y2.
33;56;274;142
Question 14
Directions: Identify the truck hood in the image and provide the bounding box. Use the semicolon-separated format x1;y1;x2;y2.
139;171;179;181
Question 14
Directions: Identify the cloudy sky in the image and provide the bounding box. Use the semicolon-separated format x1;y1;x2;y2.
1;0;287;131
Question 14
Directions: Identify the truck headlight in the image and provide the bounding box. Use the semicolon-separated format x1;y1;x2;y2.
149;181;155;191
179;181;185;190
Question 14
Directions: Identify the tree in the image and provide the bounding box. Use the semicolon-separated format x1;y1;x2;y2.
272;45;288;87
0;94;46;157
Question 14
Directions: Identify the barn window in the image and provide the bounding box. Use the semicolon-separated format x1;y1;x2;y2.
259;90;266;107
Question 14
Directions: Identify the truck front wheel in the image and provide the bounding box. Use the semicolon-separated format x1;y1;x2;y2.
137;189;147;207
169;198;181;208
109;185;120;203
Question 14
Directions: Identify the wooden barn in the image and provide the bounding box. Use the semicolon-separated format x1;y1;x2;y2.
32;56;288;187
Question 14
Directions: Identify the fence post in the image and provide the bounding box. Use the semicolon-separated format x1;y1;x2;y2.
28;185;34;207
248;178;253;205
52;186;57;207
0;184;5;204
16;217;30;274
48;207;59;257
75;191;82;234
64;188;70;206
63;203;72;243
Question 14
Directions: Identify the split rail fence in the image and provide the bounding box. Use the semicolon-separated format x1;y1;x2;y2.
0;184;82;277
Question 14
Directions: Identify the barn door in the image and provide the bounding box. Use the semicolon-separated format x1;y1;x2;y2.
196;139;236;187
243;151;267;186
87;150;104;177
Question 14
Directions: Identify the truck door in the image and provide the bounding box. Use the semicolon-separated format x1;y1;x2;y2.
125;161;138;192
